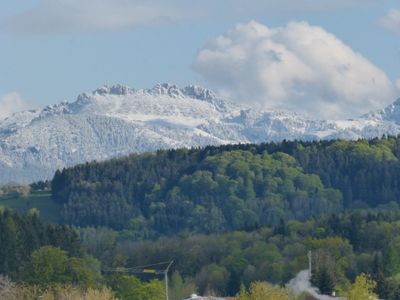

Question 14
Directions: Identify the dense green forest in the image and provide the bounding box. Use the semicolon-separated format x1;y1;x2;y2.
52;136;400;234
0;209;81;278
2;208;400;299
94;209;400;298
5;136;400;299
0;209;165;299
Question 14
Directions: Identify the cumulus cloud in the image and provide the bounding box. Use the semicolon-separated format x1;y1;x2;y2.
0;93;29;120
379;9;400;34
4;0;186;33
193;21;397;119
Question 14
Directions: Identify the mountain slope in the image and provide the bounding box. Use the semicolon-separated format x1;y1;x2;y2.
0;83;399;184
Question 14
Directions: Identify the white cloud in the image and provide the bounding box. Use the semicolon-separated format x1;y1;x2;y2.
193;21;397;119
4;0;186;33
0;93;29;120
3;0;381;34
379;9;400;34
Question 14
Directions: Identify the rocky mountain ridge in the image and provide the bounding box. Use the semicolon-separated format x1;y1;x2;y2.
1;83;399;184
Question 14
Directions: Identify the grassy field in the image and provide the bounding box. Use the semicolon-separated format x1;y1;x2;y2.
0;190;61;223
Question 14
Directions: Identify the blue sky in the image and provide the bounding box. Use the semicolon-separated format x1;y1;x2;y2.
1;0;400;119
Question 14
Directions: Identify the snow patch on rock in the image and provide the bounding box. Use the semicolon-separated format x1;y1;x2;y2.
1;84;400;184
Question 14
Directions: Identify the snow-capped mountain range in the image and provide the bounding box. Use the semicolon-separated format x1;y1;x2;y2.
1;83;400;184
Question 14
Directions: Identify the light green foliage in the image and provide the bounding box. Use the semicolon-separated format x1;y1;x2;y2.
385;236;400;276
22;246;102;288
329;139;397;162
111;275;164;300
238;281;296;300
23;246;69;287
67;255;103;287
166;150;343;232
54;144;347;232
343;273;377;300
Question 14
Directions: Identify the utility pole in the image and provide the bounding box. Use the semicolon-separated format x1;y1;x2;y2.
308;250;312;278
165;261;174;300
103;260;174;300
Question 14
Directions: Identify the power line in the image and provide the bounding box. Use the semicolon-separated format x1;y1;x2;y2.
103;260;174;300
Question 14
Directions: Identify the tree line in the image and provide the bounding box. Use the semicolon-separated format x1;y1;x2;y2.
0;209;165;299
3;207;397;299
52;136;400;236
77;208;400;299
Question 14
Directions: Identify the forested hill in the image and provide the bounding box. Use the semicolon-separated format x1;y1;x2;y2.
51;136;400;233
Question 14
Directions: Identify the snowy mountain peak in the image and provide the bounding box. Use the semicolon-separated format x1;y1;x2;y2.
1;83;400;184
144;83;218;102
183;85;218;102
94;84;134;96
147;83;183;98
362;97;400;124
74;83;219;105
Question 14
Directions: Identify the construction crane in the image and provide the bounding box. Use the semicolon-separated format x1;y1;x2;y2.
104;260;174;300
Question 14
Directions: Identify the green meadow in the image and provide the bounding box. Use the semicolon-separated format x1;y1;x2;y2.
0;190;61;223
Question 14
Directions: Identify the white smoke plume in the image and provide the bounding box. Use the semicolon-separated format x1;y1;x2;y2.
288;270;338;300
